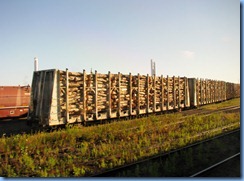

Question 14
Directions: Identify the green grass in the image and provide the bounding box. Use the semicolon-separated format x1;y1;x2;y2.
0;99;240;177
201;98;240;110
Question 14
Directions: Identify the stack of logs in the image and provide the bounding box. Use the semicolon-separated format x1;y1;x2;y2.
233;84;240;98
131;75;138;109
110;73;119;112
59;70;84;122
155;76;162;109
120;74;130;111
179;77;187;105
57;70;189;121
165;76;187;108
97;73;108;113
226;82;240;100
139;75;147;109
195;79;226;105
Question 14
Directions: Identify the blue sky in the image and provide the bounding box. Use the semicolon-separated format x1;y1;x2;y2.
0;0;240;85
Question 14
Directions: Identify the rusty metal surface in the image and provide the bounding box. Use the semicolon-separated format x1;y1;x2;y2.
0;86;31;118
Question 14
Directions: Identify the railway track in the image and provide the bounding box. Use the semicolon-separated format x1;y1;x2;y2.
92;129;240;177
190;152;240;177
0;105;240;137
181;105;240;117
0;118;43;137
92;105;240;136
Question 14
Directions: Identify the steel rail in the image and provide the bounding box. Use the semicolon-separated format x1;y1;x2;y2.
190;152;240;177
181;105;240;117
108;105;240;136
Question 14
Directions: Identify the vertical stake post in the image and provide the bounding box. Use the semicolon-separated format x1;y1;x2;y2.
65;68;69;123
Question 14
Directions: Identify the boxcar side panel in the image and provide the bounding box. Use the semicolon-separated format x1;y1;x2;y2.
0;86;30;118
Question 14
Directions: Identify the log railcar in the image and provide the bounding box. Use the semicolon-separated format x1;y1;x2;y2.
27;69;240;127
188;78;226;107
226;82;240;100
28;69;190;127
234;84;240;98
0;86;31;118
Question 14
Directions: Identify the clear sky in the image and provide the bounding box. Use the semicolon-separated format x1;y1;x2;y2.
0;0;240;85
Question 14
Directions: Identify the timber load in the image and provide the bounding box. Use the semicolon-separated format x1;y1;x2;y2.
28;69;240;127
28;69;190;126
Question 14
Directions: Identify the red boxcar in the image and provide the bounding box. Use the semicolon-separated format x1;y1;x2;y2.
0;86;31;119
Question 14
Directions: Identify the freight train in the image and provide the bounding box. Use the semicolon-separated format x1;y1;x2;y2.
0;86;31;119
27;69;240;127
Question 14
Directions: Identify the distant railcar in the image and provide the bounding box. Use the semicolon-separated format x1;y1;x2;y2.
188;78;226;107
234;84;240;98
226;82;240;100
0;86;31;118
